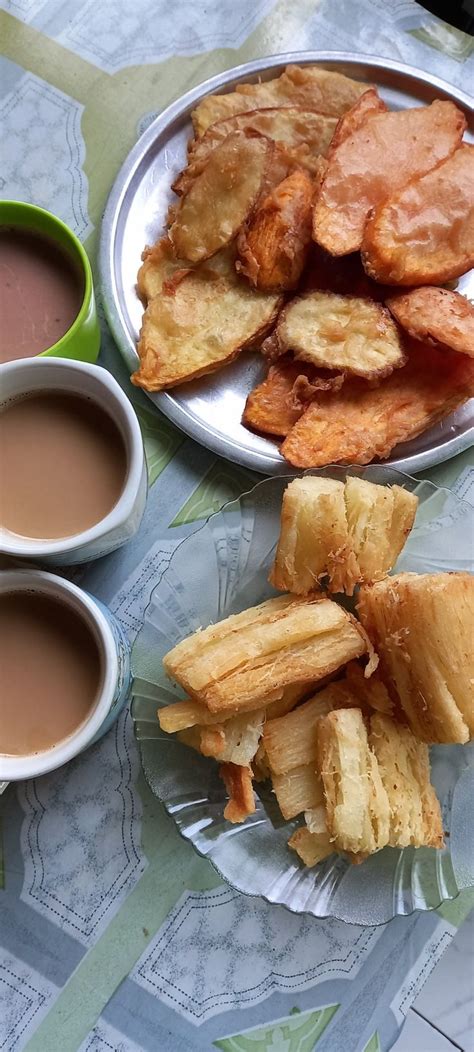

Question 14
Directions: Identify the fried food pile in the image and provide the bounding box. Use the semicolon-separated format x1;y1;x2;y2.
132;64;474;467
157;474;474;867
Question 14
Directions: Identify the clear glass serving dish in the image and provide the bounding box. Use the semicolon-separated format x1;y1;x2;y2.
131;466;474;925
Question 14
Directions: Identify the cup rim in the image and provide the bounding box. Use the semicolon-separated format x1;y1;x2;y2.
0;569;119;780
0;357;145;558
0;200;93;356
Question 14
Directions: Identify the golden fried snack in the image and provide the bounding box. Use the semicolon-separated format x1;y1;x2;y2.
358;572;474;744
163;594;369;715
262;291;406;380
369;714;444;849
191;65;370;137
199;710;264;764
137;236;193;304
243;358;343;437
281;341;474;468
313;101;466;256
158;697;226;733
263;680;357;774
219;763;256;823
362;144;474;285
288;822;333;867
326;87;387;158
272;765;324;820
173;107;339;195
269;476;355;594
386;287;474;357
344;661;393;716
169;131;276;263
344;476;418;584
132;249;281;391
270;475;418;595
236;170;314;291
316;707;390;856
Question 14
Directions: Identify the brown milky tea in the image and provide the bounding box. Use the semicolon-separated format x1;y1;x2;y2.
0;227;84;362
0;392;127;539
0;591;102;756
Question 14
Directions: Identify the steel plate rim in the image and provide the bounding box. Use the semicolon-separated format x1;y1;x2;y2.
100;50;474;477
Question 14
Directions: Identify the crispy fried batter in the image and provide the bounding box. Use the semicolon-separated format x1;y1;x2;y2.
281;341;474;467
362;144;474;285
191;64;370;137
169;131;275;263
313;101;466;256
132;248;281;391
236;170;314;291
326;87;387;158
386;288;474;358
173;107;338;196
262;291;406;379
219;763;256;823
242;358;343;437
358;572;474;744
137;236;193;304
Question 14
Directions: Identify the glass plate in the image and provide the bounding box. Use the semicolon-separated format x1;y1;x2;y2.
131;466;474;925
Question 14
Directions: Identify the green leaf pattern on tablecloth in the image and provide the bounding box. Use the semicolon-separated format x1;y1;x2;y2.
132;402;184;486
409;23;474;61
169;461;259;527
213;1005;339;1052
362;1034;381;1052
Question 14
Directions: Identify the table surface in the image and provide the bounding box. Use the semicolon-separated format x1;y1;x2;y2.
1;0;473;1049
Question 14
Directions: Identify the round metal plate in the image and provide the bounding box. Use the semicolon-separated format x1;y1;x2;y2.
100;52;474;476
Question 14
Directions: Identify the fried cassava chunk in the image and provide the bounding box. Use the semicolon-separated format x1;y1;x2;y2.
281;341;474;467
169;131;276;263
132;249;281;390
317;707;390;856
313;100;466;256
270;475;418;595
369;714;444;849
386;288;474;358
325;87;387;158
357;572;474;744
263;681;359;775
288;822;333;867
164;594;368;714
173;106;338;195
219;763;256;823
262;290;406;379
272;765;324;820
237;170;314;291
243;358;343;437
191;64;370;137
362;144;474;285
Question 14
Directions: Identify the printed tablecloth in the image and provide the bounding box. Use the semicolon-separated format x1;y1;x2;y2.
1;2;473;1049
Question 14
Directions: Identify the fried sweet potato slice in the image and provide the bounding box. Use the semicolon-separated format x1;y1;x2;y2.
362;145;474;285
281;340;474;467
169;131;275;263
173;107;338;196
262;290;406;379
236;170;314;291
386;288;474;357
132;248;281;391
243;357;344;437
326;87;387;158
313;100;466;256
192;64;370;137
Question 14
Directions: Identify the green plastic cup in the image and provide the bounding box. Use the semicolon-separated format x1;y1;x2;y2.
0;200;100;364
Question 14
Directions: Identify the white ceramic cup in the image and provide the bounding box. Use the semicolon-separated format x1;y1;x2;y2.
0;569;131;781
0;357;147;564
